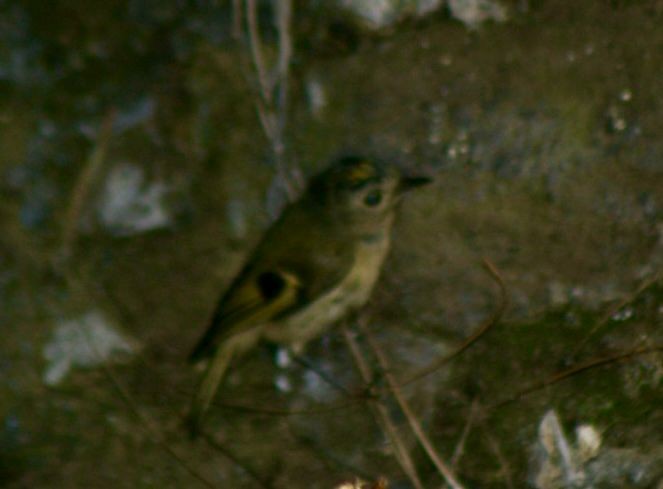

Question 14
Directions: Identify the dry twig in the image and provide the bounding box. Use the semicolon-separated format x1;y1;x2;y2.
59;110;116;260
244;0;299;200
451;398;479;468
96;355;217;488
31;262;214;486
361;323;466;489
481;426;515;489
492;344;663;409
200;431;274;489
569;273;661;360
245;0;272;104
398;258;508;388
343;327;424;489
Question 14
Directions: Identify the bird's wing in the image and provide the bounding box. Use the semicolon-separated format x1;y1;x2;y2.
188;203;354;364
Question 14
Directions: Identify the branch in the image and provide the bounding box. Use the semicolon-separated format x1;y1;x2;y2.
274;0;292;132
97;360;216;488
493;344;663;409
343;327;424;489
361;323;466;489
398;258;508;388
59;110;116;261
451;398;479;467
244;0;299;201
200;432;274;489
569;273;661;360
246;0;272;102
481;425;515;489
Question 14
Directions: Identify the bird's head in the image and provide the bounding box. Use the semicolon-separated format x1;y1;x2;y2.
309;156;432;235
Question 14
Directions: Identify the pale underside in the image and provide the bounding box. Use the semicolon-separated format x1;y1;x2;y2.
263;232;392;351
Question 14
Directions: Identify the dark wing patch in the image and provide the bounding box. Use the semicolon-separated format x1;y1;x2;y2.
189;197;355;364
188;268;301;364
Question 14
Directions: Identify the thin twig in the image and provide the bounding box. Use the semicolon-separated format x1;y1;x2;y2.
200;432;274;489
451;398;479;468
343;327;424;489
292;429;373;482
67;270;251;489
97;361;216;488
274;0;292;142
361;323;466;489
569;273;661;360
398;258;508;388
492;344;663;409
159;376;366;419
256;98;277;142
245;0;272;101
291;353;354;397
211;399;361;417
59;110;116;260
244;0;299;201
272;0;297;199
482;426;515;489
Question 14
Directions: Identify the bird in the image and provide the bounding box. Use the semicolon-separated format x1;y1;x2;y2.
186;155;431;435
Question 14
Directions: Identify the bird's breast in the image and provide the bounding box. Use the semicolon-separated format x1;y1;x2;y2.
263;235;391;351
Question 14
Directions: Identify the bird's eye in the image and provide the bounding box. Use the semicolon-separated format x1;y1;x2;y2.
363;189;383;207
258;271;285;300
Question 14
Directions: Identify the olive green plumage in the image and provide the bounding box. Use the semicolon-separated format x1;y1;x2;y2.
187;156;430;435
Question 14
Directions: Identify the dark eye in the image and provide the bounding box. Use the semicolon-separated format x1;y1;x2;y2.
363;189;383;207
257;271;285;300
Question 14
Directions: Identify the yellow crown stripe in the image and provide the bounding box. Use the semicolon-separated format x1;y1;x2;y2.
347;162;375;183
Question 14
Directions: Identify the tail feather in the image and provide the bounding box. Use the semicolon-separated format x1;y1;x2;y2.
187;332;260;437
187;340;237;438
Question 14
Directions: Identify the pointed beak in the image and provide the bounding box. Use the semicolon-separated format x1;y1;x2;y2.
398;174;433;194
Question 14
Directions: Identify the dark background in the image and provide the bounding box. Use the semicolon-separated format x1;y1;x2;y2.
1;1;662;487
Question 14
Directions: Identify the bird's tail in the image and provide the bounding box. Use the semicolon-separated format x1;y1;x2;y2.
186;339;238;438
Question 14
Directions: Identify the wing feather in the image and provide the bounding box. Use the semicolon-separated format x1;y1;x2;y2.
188;269;301;363
188;196;354;363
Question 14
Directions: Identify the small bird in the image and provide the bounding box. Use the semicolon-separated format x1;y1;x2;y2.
187;156;431;434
